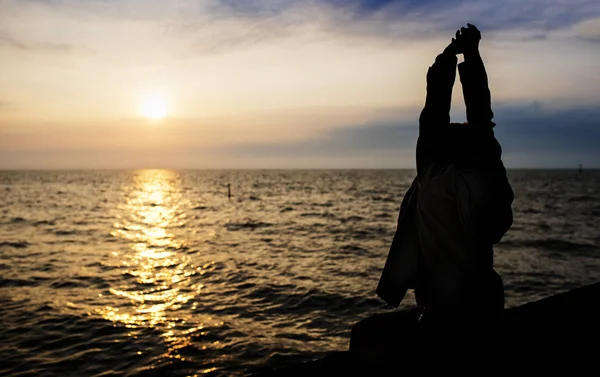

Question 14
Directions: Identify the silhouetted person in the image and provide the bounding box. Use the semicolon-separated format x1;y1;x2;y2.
376;24;514;321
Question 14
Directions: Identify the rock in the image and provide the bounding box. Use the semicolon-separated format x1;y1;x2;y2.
251;282;600;376
249;351;354;377
503;282;600;320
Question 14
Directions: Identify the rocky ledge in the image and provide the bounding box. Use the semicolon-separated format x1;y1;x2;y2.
251;282;600;376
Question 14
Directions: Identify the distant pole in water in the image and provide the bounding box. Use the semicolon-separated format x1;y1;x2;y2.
579;164;583;173
227;183;231;200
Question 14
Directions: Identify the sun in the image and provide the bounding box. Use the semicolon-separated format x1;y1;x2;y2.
140;93;168;120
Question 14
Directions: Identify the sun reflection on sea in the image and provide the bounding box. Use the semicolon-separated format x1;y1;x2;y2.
101;170;218;361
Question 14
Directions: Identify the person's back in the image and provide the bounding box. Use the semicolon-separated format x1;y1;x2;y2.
376;24;514;321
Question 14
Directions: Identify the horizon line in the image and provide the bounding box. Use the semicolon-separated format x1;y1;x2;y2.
0;167;596;171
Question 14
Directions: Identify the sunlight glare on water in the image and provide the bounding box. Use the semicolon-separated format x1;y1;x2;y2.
103;170;219;361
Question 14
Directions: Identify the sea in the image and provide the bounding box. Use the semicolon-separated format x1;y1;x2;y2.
2;169;600;376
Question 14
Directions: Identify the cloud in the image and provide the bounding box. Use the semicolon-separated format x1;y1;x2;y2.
224;102;600;168
225;119;416;158
206;0;600;34
493;102;600;153
0;31;73;53
0;29;95;56
4;0;600;58
577;17;600;40
154;0;600;56
213;0;292;16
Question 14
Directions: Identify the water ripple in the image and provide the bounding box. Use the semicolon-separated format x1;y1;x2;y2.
1;169;600;376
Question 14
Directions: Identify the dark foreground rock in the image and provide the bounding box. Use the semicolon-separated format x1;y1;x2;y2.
251;282;600;376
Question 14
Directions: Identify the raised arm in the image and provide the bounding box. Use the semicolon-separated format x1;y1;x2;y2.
419;47;458;137
457;24;495;127
416;38;458;177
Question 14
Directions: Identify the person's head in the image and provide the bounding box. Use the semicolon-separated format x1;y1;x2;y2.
441;122;501;167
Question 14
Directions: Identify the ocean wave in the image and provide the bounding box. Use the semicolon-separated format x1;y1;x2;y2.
371;195;395;202
568;195;595;202
335;245;368;255
49;279;94;289
502;238;597;253
299;212;336;219
0;277;38;287
339;215;364;223
53;229;80;236
225;221;273;231
0;307;178;377
237;285;383;318
33;219;57;226
520;208;541;214
0;241;30;248
312;202;333;208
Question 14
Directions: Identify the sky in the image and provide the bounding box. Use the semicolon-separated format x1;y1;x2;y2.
0;0;599;169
